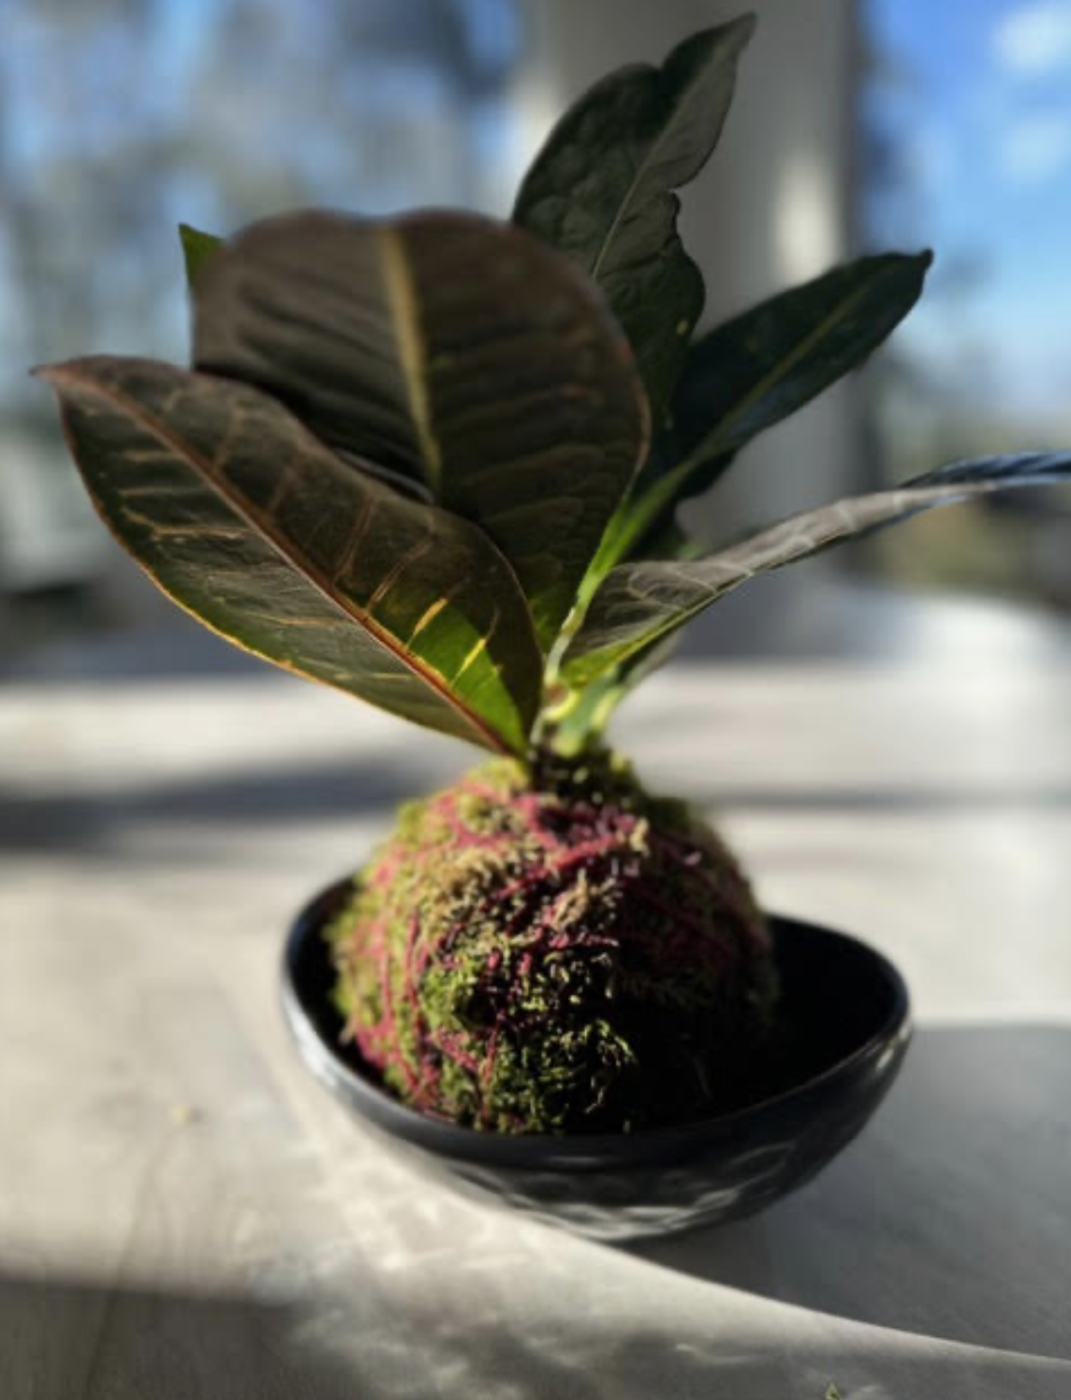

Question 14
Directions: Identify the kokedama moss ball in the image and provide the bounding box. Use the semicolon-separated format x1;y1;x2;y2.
326;752;777;1134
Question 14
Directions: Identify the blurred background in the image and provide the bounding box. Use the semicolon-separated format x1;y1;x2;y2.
2;0;1069;679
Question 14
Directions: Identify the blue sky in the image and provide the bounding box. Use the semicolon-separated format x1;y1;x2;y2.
870;0;1071;417
5;0;1068;426
0;0;521;401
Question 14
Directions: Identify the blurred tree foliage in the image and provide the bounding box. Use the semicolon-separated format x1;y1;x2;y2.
0;0;519;419
0;0;518;602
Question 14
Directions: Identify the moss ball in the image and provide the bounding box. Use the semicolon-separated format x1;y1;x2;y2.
325;752;777;1134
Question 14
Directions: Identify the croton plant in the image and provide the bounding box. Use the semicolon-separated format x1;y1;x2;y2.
38;17;1071;1133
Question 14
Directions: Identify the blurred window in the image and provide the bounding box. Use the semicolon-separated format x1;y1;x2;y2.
862;0;1071;608
0;0;520;610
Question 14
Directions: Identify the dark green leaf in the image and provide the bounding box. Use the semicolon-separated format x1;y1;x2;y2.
674;250;931;466
36;355;543;755
191;209;648;648
611;252;933;562
179;223;224;286
514;17;755;422
668;251;931;487
579;252;932;583
563;452;1071;683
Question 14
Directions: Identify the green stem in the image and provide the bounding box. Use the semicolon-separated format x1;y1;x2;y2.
586;446;707;583
534;446;705;752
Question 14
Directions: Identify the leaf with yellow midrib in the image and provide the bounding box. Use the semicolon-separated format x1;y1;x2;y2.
37;355;543;755
190;209;649;650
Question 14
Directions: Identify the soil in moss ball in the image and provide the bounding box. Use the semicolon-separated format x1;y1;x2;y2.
325;750;779;1134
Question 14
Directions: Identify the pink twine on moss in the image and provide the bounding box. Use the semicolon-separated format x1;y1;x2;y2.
341;767;767;1122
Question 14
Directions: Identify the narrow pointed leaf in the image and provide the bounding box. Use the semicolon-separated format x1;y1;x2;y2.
514;17;756;422
620;252;934;552
179;223;224;286
36;355;543;754
191;209;648;648
563;452;1071;683
673;250;932;469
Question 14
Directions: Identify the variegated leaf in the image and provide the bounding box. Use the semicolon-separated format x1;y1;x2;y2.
190;209;648;648
37;355;543;754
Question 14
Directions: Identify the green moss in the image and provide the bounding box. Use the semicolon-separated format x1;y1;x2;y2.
326;750;777;1134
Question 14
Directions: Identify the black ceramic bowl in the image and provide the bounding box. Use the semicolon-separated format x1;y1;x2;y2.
282;880;911;1242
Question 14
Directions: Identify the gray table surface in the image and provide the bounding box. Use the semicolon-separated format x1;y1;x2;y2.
2;655;1070;1399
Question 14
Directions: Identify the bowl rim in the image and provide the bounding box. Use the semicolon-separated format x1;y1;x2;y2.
281;878;912;1164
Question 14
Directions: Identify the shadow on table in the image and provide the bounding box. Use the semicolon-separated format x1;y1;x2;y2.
0;752;460;857
692;781;1071;812
8;753;1071;861
628;1023;1071;1364
0;1273;358;1399
7;1269;1065;1400
0;1269;785;1400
